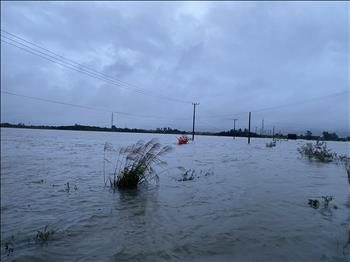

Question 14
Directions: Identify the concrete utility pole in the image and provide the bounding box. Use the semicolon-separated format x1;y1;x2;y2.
233;119;238;139
248;112;251;144
192;102;199;141
261;119;264;136
111;112;114;129
273;126;275;138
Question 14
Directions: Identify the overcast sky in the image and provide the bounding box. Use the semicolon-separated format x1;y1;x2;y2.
1;1;349;135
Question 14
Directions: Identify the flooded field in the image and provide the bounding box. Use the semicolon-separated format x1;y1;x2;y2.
1;128;349;261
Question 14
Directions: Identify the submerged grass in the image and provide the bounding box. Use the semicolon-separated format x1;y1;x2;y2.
104;139;172;189
298;141;334;162
3;235;15;256
266;140;277;148
298;141;350;182
36;225;54;243
308;196;336;210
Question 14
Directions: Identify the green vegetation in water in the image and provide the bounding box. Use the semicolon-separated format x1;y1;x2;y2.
343;228;350;255
337;155;350;184
178;169;195;181
176;167;214;182
266;140;277;148
322;196;333;207
104;139;172;189
298;141;350;184
3;235;15;256
308;196;336;209
36;225;55;243
298;141;334;162
308;199;320;209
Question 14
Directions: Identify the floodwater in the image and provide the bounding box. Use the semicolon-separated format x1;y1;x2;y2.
1;128;349;261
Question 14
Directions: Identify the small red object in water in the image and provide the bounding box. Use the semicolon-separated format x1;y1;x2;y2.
177;135;189;145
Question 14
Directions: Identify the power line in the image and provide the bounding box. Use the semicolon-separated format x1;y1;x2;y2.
0;29;193;104
200;90;348;120
1;90;191;121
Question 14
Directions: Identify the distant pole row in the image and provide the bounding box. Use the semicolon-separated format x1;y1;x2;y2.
233;118;238;139
192;102;200;141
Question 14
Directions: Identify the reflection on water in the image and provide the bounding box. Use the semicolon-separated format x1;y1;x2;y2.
1;128;349;261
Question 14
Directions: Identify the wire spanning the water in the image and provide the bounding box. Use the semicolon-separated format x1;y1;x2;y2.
2;29;348;132
1;90;191;121
0;29;193;104
200;90;348;120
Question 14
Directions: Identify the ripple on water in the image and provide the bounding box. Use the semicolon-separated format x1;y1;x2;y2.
1;129;349;261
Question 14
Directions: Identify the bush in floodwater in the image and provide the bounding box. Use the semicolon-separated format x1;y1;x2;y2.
266;140;276;148
322;196;333;207
308;196;335;209
178;169;195;181
308;199;320;209
298;141;334;162
36;225;54;243
106;139;172;189
3;235;15;256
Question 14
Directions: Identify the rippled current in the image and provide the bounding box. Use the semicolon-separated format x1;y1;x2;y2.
1;128;349;261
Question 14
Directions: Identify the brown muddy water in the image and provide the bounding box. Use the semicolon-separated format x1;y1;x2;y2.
1;128;349;261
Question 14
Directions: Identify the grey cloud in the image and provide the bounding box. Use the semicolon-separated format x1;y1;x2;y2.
1;1;348;135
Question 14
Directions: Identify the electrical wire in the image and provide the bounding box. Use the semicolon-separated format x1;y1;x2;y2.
1;90;191;121
1;29;193;104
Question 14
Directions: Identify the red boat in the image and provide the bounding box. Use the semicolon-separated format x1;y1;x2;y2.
177;135;189;145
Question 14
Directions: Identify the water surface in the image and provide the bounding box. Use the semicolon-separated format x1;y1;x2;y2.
1;128;349;261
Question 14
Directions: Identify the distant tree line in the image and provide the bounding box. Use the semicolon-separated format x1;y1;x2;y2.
214;128;349;142
0;123;189;135
1;123;348;141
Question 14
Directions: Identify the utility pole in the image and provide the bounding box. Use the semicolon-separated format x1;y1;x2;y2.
261;118;264;136
273;126;275;138
233;118;238;139
248;112;251;144
111;112;114;129
192;102;199;141
248;112;252;144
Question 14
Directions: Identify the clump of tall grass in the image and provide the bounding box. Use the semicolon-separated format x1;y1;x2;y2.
104;139;172;189
36;225;54;243
298;141;334;162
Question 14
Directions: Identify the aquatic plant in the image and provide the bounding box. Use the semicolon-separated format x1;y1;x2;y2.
103;142;113;185
3;235;15;256
298;141;334;162
308;196;336;210
176;168;214;182
178;169;195;181
266;140;276;148
343;228;350;255
339;156;350;183
106;139;172;189
36;225;54;243
322;196;333;207
308;199;320;209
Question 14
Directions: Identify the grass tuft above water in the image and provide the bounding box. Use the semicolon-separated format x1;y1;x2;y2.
104;139;172;190
36;225;54;243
